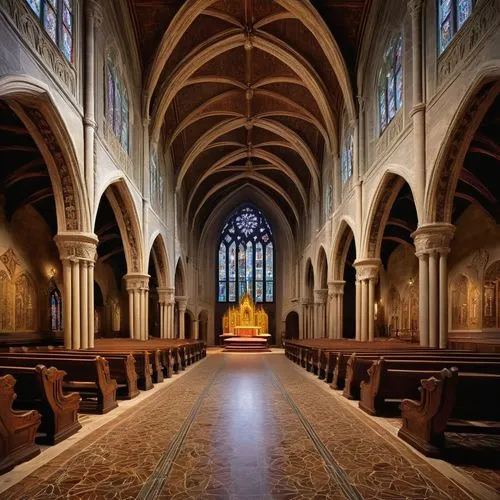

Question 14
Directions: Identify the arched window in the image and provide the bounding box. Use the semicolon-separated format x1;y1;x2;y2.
378;35;403;134
341;134;353;184
439;0;474;53
106;59;129;153
217;205;274;303
26;0;74;62
49;284;62;331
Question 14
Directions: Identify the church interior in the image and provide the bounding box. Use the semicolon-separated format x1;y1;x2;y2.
0;0;499;498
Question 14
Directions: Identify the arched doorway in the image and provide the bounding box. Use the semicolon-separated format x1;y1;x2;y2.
304;259;314;339
316;247;328;337
198;310;209;342
285;311;299;339
185;309;194;339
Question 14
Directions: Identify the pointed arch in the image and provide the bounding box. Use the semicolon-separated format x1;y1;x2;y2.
94;179;144;274
0;75;90;233
147;233;171;288
331;219;357;281
362;170;419;259
175;257;187;296
316;246;328;290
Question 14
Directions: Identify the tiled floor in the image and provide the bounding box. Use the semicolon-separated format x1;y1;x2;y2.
0;352;495;499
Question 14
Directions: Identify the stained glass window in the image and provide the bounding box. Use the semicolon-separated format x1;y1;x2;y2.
106;63;129;153
341;134;353;185
217;205;274;303
49;283;62;331
378;35;403;134
439;0;474;53
25;0;73;62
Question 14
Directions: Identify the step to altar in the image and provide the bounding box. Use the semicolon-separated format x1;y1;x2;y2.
222;336;270;352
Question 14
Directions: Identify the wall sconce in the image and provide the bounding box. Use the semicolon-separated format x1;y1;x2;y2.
374;301;378;320
47;266;56;279
408;276;415;286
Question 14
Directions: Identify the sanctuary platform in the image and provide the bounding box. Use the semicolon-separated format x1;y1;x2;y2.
219;294;271;351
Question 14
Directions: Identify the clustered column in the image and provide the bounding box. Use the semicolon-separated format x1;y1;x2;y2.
327;281;345;339
354;259;380;342
124;273;150;340
314;289;328;338
300;298;309;339
412;224;455;348
176;296;188;339
55;233;98;350
166;289;175;338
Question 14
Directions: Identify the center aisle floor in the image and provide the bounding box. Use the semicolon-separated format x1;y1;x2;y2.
2;353;474;500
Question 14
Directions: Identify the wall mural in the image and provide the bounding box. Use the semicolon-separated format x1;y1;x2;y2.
386;282;418;334
0;248;37;332
484;260;500;329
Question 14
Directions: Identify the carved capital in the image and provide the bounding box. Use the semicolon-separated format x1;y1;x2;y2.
354;259;380;281
408;0;424;17
328;280;345;297
300;297;310;306
176;296;188;312
124;273;150;291
54;232;98;262
411;224;455;256
314;289;328;304
86;0;103;28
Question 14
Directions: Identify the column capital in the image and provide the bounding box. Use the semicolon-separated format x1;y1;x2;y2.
175;296;188;311
411;223;455;256
328;280;346;296
54;232;98;262
124;273;150;291
300;297;310;306
86;0;103;27
408;0;424;17
314;289;328;304
354;258;381;281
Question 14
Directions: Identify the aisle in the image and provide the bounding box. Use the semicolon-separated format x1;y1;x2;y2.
1;353;473;499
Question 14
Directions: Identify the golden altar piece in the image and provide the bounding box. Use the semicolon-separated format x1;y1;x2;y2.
220;294;270;351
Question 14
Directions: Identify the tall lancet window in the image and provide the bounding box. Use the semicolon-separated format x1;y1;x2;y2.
217;205;274;303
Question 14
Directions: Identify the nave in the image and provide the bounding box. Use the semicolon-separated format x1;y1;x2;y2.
0;349;496;500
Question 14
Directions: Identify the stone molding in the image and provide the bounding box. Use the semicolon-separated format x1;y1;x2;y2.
54;233;98;262
300;298;310;306
407;0;424;17
375;111;403;159
437;0;500;89
411;223;455;256
0;0;77;97
175;296;188;311
314;289;328;303
85;0;103;28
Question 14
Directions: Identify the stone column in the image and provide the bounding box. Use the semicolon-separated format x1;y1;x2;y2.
193;319;200;340
166;288;175;338
355;278;361;340
314;289;328;338
157;288;167;339
124;274;150;340
300;299;308;339
176;296;188;339
408;0;426;208
84;0;103;209
327;282;336;339
354;259;380;343
330;281;345;339
412;224;455;348
54;233;98;350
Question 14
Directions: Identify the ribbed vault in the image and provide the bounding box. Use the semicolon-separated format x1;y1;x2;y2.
135;0;370;236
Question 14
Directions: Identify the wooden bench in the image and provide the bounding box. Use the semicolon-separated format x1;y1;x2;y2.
0;365;81;445
0;374;41;474
398;368;500;457
359;358;500;416
343;352;500;400
0;355;118;414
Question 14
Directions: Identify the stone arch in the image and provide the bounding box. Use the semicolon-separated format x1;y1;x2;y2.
0;75;90;233
175;257;187;296
94;179;144;274
316;246;328;289
426;71;500;224
363;170;419;259
331;219;357;281
198;309;209;342
285;311;299;339
147;232;171;288
304;258;314;300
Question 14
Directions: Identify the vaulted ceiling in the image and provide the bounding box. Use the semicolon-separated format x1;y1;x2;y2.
130;0;371;235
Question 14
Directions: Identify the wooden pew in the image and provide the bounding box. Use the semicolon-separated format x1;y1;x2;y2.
398;368;500;457
0;355;118;414
10;349;140;400
0;365;81;445
359;358;500;416
343;352;500;400
0;374;41;474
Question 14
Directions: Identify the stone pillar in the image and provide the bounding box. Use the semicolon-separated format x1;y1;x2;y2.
412;224;455;348
176;296;188;339
124;274;150;340
157;288;167;339
193;319;200;340
54;233;98;350
314;289;328;338
327;282;336;339
408;0;426;208
84;0;103;209
354;259;380;343
300;299;308;339
355;278;361;341
166;288;175;338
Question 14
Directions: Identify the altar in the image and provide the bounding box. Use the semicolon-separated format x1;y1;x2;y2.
219;294;271;351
